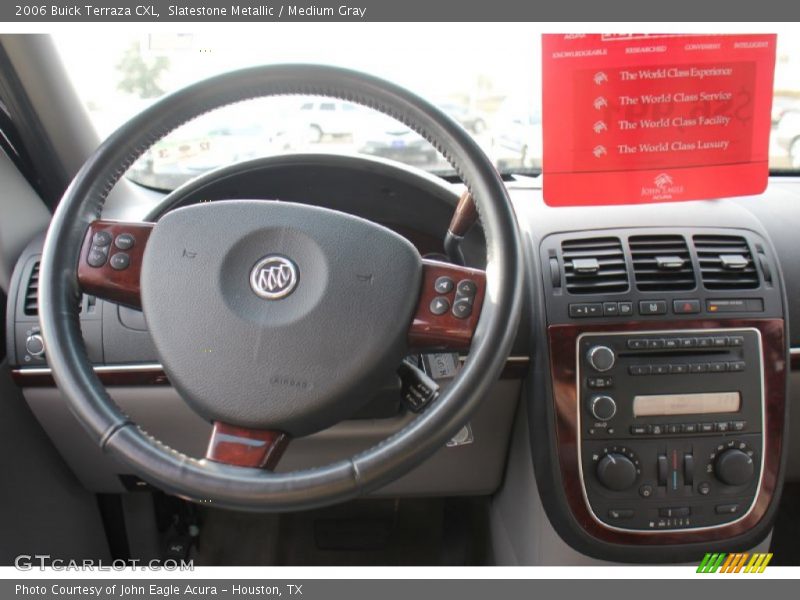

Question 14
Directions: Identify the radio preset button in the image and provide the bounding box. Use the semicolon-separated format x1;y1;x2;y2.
727;361;746;372
690;363;710;374
670;363;689;374
682;423;698;434
710;362;727;373
700;423;715;433
647;338;665;349
652;364;670;375
627;339;648;350
628;365;651;376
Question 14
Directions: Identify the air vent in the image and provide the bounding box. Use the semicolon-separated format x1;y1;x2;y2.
561;237;629;294
629;235;695;291
23;261;40;316
693;235;759;290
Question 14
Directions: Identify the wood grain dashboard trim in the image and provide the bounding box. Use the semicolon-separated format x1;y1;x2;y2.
11;356;529;387
547;318;786;545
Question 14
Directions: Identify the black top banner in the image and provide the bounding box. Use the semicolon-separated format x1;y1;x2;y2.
2;0;800;22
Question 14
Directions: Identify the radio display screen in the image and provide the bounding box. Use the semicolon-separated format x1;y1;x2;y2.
632;392;741;417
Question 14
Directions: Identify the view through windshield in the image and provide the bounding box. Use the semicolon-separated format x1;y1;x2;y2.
54;28;800;190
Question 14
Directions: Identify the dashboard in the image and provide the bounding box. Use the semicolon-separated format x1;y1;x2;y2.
5;153;800;562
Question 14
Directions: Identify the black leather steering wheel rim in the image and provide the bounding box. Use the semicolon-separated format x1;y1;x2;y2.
39;64;523;511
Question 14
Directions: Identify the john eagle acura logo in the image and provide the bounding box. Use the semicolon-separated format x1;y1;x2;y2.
250;255;298;300
641;172;685;200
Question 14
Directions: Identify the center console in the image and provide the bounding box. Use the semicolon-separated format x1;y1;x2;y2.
578;328;763;532
533;227;788;561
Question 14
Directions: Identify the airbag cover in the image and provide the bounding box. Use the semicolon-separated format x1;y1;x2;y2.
140;200;421;436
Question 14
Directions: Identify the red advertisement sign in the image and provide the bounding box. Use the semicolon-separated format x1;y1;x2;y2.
542;34;777;206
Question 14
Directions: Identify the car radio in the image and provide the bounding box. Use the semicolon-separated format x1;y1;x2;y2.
577;328;763;532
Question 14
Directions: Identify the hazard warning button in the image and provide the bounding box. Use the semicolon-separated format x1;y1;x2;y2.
673;299;701;314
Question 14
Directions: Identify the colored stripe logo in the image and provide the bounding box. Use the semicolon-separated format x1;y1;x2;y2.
697;552;772;573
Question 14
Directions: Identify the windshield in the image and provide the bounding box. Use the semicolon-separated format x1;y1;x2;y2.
54;28;800;190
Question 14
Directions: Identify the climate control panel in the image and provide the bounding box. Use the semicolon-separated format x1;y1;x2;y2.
577;328;763;531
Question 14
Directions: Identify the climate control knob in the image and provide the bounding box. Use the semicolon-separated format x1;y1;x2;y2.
587;345;615;372
596;453;637;491
589;395;617;421
714;449;755;486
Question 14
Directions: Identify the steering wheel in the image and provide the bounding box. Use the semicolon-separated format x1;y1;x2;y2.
39;65;523;511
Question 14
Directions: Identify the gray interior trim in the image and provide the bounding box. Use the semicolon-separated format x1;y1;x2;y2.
0;149;49;293
23;380;521;497
1;34;98;179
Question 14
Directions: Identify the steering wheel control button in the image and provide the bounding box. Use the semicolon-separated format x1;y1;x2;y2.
587;345;615;372
451;299;473;319
114;233;135;250
109;252;131;271
430;296;450;315
434;276;454;294
92;230;112;246
456;279;477;297
87;245;109;267
249;255;299;300
639;300;667;315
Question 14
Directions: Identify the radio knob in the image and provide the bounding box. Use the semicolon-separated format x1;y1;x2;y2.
25;334;45;357
590;395;617;421
596;453;637;491
714;449;755;486
587;345;615;372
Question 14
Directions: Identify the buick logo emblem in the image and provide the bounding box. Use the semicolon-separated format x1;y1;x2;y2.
250;255;298;300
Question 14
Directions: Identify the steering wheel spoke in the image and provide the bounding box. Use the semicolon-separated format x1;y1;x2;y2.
77;220;154;309
205;422;290;470
408;259;486;351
